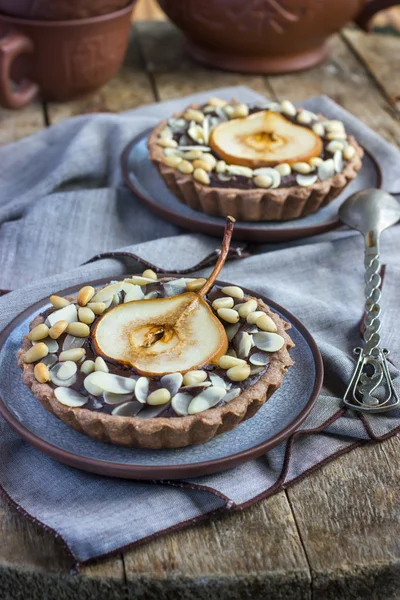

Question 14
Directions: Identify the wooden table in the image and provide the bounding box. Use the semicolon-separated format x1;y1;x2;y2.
1;21;400;600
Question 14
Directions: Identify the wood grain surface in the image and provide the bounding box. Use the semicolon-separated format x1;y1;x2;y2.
0;19;399;600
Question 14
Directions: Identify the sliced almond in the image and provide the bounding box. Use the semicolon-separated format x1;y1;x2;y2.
47;304;78;328
54;387;87;408
57;361;78;381
188;386;226;414
171;392;192;416
252;332;285;352
84;372;136;395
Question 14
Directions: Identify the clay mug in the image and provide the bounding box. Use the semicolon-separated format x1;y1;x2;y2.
0;0;131;21
0;3;135;109
157;0;400;73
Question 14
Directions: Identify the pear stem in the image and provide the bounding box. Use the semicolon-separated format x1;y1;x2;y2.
198;216;235;298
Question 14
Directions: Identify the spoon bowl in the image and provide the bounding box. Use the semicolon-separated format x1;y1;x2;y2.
339;188;400;236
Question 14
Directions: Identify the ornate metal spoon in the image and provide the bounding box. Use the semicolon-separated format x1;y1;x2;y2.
338;189;400;413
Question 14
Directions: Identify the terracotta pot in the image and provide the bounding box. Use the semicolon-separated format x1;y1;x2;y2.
157;0;400;73
0;0;131;21
0;3;135;109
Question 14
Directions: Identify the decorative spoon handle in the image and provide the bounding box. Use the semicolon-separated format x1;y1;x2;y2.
363;236;381;356
343;231;399;413
339;189;400;413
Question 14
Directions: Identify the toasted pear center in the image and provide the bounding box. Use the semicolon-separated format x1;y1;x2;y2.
93;293;228;376
210;110;322;168
243;131;285;153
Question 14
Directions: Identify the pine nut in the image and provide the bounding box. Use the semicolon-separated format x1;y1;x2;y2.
297;110;312;124
162;155;182;168
50;295;70;309
48;319;69;339
212;297;234;310
327;132;347;141
219;355;246;369
81;360;95;374
227;364;251;382
247;311;266;324
202;154;217;170
183;108;204;123
142;269;157;281
78;307;95;325
87;302;106;315
28;324;50;341
159;126;173;139
326;141;345;153
59;348;86;362
343;145;356;160
217;308;239;324
193;159;212;172
34;362;50;383
281;100;297;117
309;157;323;167
183;150;203;160
312;123;325;137
193;168;210;185
208;97;227;107
183;370;208;386
238;300;258;319
178;159;194;174
67;322;90;338
186;278;206;292
24;343;48;363
232;103;249;118
157;138;178;148
221;286;244;299
292;162;312;174
254;175;272;188
77;286;95;307
275;163;291;176
224;105;235;117
256;313;278;332
147;388;172;406
95;357;109;373
326;120;344;131
216;160;226;174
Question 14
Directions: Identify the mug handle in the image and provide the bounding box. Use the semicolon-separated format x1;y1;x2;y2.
355;0;400;31
0;30;39;109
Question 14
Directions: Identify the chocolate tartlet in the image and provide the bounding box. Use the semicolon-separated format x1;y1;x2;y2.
18;219;294;448
148;97;363;221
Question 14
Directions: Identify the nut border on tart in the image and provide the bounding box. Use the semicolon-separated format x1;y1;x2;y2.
148;97;363;222
17;220;294;449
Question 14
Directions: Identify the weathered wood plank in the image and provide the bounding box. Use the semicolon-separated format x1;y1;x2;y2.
287;436;400;600
135;21;272;101
0;495;126;599
267;34;400;148
123;492;311;599
0;104;45;145
46;29;155;125
342;28;400;113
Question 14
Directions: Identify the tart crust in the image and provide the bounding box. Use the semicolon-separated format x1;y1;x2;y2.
148;109;364;222
18;297;294;449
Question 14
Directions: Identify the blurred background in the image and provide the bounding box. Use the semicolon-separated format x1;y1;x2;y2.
133;0;400;33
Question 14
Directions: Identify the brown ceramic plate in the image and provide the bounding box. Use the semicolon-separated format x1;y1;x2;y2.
121;130;381;243
0;277;323;480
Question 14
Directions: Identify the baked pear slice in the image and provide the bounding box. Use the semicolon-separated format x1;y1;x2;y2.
93;218;236;376
210;110;322;168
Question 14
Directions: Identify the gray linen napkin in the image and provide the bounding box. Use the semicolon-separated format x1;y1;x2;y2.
0;87;399;568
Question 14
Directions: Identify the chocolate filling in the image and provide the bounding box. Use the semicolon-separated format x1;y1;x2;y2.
43;280;269;418
170;104;348;189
